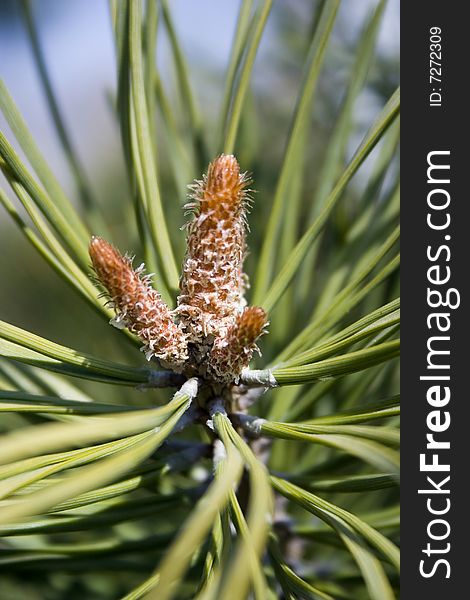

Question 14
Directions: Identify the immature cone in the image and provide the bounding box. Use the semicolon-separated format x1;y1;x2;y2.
207;306;268;383
89;237;187;370
89;155;267;383
177;154;250;346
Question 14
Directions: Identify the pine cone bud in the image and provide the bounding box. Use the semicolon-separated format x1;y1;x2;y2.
207;306;268;383
178;154;250;346
89;236;187;369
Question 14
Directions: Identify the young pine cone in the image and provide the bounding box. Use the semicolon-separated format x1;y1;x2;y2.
207;306;268;383
177;154;250;346
89;236;188;370
90;155;268;384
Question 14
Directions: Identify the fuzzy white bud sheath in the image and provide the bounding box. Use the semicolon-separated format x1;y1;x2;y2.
177;154;250;345
89;236;188;370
